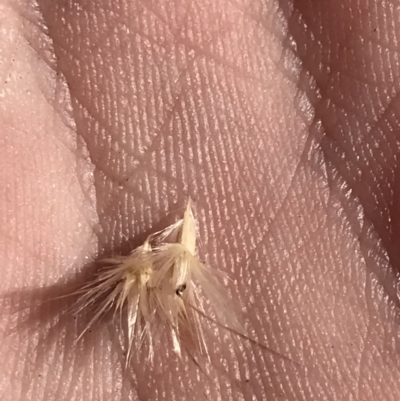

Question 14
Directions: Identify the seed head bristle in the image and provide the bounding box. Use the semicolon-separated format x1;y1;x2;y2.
74;199;240;364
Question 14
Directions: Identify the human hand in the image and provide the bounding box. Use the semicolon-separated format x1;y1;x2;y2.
1;1;399;400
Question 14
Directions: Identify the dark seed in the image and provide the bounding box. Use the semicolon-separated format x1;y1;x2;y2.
176;284;187;296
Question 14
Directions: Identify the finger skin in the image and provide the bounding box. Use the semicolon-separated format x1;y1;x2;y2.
1;0;400;400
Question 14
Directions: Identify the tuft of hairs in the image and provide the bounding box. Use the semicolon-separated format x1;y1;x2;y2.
74;238;159;363
74;199;238;365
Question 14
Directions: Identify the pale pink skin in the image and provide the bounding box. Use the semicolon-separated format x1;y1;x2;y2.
1;1;400;400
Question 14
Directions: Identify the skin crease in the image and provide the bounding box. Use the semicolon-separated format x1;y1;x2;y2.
1;0;400;399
